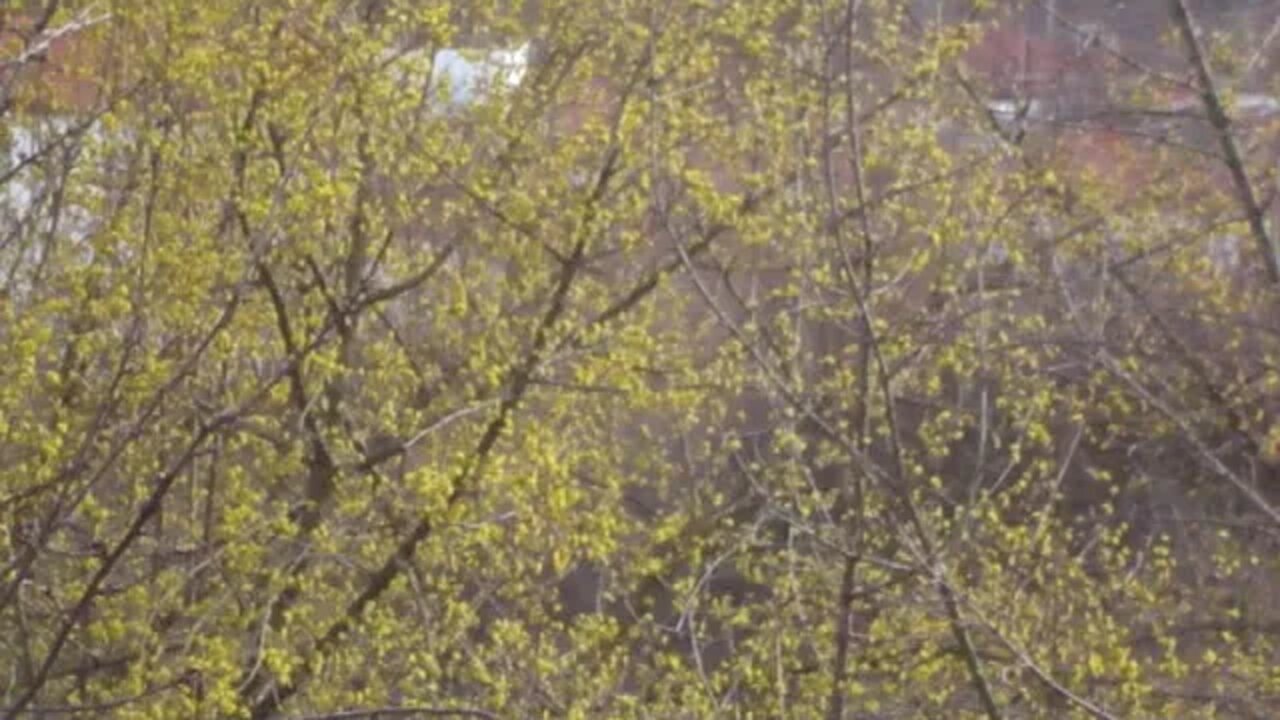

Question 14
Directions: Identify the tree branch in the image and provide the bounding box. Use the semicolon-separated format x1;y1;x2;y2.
1169;0;1280;284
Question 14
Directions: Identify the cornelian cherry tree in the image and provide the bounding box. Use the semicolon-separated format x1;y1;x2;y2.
2;1;1278;718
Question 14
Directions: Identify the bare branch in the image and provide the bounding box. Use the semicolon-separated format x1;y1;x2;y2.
1169;0;1280;284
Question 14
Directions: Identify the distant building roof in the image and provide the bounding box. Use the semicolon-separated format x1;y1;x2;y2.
1;12;103;114
964;25;1083;92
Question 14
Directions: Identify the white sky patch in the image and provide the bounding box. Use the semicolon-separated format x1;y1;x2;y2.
429;43;530;106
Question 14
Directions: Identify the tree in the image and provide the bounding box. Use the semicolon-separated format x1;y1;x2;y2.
1;1;1278;718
